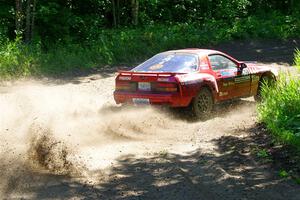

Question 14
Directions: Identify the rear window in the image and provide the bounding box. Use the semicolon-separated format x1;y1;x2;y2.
132;53;198;73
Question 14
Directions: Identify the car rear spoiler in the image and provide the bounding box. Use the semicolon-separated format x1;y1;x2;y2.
117;70;186;77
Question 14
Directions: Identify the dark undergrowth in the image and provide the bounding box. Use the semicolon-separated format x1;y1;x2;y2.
248;123;300;185
0;12;300;78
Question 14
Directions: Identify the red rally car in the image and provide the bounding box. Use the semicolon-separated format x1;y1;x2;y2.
114;49;277;117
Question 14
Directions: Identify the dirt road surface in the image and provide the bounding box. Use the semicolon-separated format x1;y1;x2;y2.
0;40;299;199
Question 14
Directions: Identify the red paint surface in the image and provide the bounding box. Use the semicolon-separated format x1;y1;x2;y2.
114;49;276;107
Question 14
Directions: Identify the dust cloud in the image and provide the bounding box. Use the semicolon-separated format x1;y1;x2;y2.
0;76;256;196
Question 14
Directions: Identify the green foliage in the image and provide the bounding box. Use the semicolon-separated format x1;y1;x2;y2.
279;170;289;178
2;0;298;41
257;149;269;158
0;37;39;78
256;148;273;163
216;0;251;19
295;49;300;70
0;11;299;77
1;0;300;78
258;50;300;152
0;1;14;39
37;2;74;41
224;13;300;40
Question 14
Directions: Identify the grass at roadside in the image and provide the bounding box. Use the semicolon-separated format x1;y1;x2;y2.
0;13;300;78
258;49;300;152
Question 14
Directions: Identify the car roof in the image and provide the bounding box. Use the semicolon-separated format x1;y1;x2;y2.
164;48;222;57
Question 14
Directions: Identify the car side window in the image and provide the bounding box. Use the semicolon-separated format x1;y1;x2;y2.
208;55;237;71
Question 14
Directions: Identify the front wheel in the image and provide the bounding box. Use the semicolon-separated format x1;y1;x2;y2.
191;87;214;119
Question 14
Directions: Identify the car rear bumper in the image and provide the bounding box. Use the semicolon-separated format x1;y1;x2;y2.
113;91;192;107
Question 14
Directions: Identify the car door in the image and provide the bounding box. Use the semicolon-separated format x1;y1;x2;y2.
208;54;251;100
208;54;238;100
234;64;251;98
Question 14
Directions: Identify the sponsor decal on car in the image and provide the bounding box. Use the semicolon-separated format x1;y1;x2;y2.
219;91;228;96
252;75;260;82
157;77;170;82
119;76;131;80
223;82;235;87
234;75;250;83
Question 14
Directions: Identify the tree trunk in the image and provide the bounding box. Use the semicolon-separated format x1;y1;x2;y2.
111;0;120;27
25;0;32;43
131;0;139;26
291;0;298;12
112;0;117;27
30;0;37;40
116;0;120;27
15;0;23;37
24;0;37;43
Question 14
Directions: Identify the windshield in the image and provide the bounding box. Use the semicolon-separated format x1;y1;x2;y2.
132;53;198;73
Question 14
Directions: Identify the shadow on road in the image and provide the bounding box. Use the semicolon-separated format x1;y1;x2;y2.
9;124;299;200
212;39;299;65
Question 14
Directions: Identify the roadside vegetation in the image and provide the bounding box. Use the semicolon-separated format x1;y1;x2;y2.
258;50;300;152
0;0;300;78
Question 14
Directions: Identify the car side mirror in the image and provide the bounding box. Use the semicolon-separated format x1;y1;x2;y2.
239;63;247;71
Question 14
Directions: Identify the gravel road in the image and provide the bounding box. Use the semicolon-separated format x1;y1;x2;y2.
0;40;299;199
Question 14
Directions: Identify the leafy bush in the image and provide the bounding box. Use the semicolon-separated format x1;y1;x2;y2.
258;50;300;151
295;49;300;67
0;12;299;78
0;37;39;78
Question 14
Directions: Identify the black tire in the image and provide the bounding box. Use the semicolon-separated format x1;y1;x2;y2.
191;87;214;119
254;75;275;102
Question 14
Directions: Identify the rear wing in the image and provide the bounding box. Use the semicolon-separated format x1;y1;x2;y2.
117;70;186;77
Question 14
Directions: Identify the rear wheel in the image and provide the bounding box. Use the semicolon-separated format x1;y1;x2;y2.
191;87;214;119
254;75;275;102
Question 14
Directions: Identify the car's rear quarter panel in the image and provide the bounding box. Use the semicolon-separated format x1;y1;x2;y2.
247;64;278;96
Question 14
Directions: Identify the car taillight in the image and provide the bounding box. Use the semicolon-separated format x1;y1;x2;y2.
153;82;178;92
116;81;136;91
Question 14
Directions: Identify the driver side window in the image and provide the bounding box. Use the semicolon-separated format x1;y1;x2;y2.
208;55;237;71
